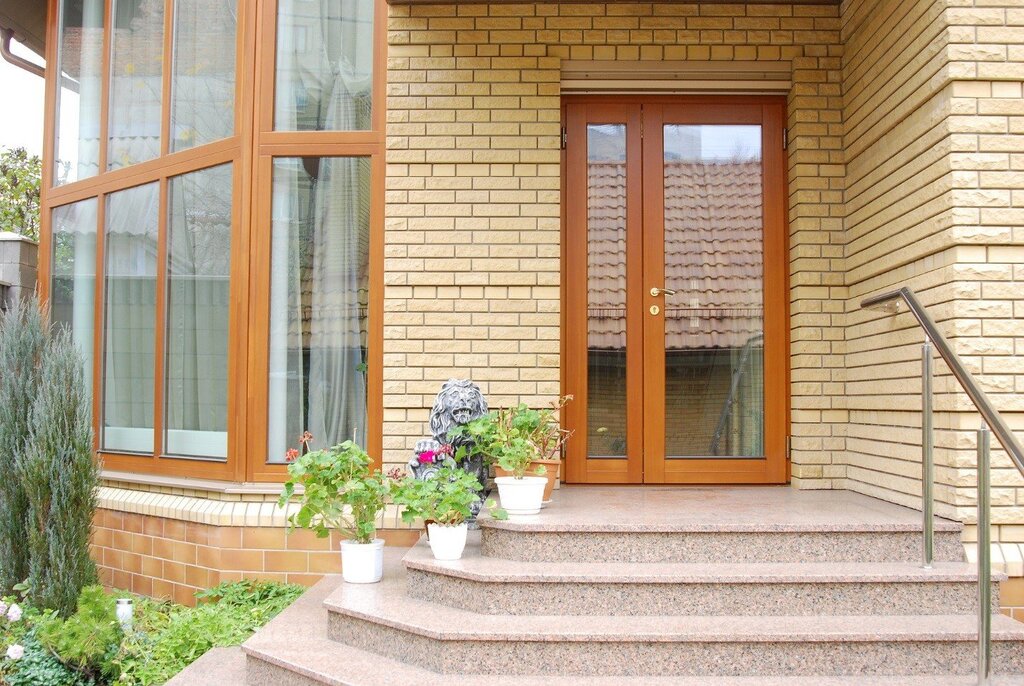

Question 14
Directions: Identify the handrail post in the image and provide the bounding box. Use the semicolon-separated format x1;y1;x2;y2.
978;424;992;686
922;338;934;569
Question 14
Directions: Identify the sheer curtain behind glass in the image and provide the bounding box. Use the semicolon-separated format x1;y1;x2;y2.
268;157;369;462
170;0;237;151
55;0;104;184
108;0;164;169
50;199;98;397
103;183;159;453
274;0;373;131
165;164;232;458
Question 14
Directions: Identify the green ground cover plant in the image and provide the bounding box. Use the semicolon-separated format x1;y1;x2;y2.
0;580;304;686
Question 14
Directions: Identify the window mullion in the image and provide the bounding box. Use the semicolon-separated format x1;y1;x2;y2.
152;177;170;458
160;0;174;158
98;0;113;177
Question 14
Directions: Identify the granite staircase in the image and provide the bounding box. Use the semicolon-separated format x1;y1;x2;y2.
240;487;1024;684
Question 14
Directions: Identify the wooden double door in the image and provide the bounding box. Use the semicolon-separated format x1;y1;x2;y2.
563;96;788;484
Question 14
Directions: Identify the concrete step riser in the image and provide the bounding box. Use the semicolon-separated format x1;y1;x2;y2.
328;613;1024;677
480;528;965;564
406;568;995;616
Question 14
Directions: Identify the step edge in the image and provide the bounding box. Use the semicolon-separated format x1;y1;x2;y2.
477;520;964;534
325;599;1024;644
404;559;998;584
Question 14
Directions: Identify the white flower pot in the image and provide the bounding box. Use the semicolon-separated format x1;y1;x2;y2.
495;476;547;516
340;538;384;584
427;522;469;561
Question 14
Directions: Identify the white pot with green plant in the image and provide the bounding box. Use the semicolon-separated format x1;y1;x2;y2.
278;439;393;584
453;399;572;516
393;463;487;560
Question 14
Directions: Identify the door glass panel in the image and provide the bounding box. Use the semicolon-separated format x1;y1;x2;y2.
663;125;764;458
587;124;627;458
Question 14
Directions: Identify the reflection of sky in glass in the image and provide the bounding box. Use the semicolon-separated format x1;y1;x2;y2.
587;124;626;162
665;125;761;162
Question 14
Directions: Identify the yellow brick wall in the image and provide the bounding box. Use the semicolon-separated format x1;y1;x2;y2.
384;2;845;483
841;0;1024;534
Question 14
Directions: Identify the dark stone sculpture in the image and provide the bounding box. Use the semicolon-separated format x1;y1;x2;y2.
408;379;489;524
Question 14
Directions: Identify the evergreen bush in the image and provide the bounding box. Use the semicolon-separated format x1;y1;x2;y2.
19;327;98;616
0;299;46;593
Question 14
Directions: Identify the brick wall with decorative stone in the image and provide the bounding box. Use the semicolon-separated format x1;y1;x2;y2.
840;0;1024;551
383;2;846;486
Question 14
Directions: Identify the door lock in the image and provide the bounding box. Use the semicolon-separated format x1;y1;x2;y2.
650;287;677;297
649;305;660;316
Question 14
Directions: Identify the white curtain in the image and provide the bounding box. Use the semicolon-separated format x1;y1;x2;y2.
267;157;369;461
274;0;373;132
102;183;159;453
266;0;372;461
164;165;232;457
169;0;237;151
107;0;164;169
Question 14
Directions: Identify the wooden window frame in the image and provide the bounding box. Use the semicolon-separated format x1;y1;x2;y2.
38;0;386;483
246;0;385;482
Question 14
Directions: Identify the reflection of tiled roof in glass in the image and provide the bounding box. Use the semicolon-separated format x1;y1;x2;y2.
588;160;764;350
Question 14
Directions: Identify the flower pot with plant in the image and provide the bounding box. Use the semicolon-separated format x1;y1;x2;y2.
393;463;483;560
454;397;572;513
491;396;572;506
278;439;392;584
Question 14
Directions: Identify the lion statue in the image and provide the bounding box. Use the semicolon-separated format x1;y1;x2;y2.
408;379;490;523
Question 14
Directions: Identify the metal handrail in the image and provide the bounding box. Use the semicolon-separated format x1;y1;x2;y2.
861;286;1024;686
862;287;1024;472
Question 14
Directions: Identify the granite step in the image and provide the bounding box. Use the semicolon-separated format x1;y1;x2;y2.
244;575;1024;685
477;487;964;564
479;520;964;564
404;535;998;616
166;646;246;686
248;636;1024;686
324;568;1024;677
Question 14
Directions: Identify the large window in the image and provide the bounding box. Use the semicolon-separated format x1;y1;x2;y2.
267;157;370;462
42;0;382;480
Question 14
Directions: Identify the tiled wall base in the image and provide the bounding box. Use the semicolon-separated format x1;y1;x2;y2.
91;507;420;607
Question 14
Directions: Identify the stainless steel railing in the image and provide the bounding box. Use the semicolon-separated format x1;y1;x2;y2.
861;286;1024;686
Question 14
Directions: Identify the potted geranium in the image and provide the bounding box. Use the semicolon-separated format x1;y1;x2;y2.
393;464;482;561
453;397;572;514
278;438;392;584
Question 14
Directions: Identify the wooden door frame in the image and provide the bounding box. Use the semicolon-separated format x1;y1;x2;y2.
561;94;790;485
563;101;645;484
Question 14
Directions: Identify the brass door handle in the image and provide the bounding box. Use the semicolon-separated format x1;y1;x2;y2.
650;287;677;297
